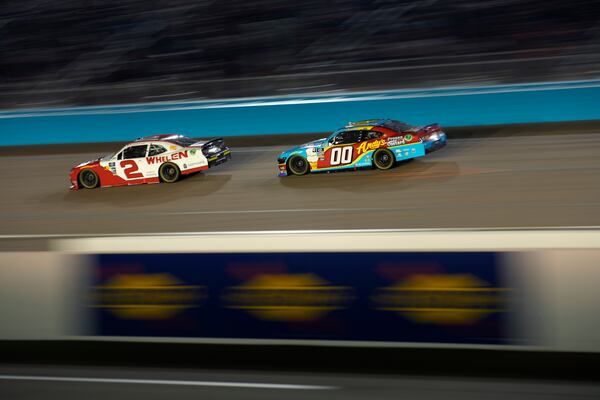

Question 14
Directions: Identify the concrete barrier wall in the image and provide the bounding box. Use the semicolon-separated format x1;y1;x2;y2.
0;253;86;339
508;251;600;352
1;80;600;145
1;230;600;352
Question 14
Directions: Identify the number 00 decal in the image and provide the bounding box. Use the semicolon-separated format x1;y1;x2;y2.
120;160;144;179
330;146;353;166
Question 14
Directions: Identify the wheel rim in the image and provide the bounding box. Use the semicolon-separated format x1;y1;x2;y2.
80;170;97;188
375;150;393;169
161;164;178;181
289;157;308;175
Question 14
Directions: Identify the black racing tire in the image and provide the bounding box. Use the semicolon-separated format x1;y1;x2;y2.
78;169;99;189
159;162;181;183
287;155;310;176
373;148;395;170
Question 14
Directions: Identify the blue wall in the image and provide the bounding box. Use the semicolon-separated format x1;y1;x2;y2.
1;80;599;146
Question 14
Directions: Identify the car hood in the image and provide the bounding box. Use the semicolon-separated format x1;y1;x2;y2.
73;156;104;169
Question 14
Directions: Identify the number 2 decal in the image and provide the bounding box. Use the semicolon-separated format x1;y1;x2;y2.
330;146;353;166
120;160;143;179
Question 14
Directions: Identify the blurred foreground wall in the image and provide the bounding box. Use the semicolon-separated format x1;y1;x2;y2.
1;230;599;352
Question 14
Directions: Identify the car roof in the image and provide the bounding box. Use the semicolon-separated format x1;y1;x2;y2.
134;134;183;142
334;118;413;134
333;118;390;133
344;118;389;128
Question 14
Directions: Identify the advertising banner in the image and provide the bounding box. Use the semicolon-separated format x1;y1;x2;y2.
90;252;512;344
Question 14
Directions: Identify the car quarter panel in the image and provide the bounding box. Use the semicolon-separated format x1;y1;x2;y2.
144;146;209;176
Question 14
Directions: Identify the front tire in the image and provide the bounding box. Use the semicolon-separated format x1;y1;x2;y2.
373;148;395;170
287;155;310;176
159;162;181;183
78;169;99;189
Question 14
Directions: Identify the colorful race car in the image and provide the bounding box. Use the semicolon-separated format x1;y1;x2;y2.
70;134;231;189
277;119;446;176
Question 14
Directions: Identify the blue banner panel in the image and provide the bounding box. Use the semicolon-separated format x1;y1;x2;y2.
90;252;513;344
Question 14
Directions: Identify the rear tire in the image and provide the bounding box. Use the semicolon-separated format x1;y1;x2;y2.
287;155;310;176
373;149;395;170
78;169;99;189
159;162;181;183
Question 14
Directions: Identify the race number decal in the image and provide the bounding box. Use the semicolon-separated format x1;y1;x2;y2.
330;146;353;166
120;160;143;179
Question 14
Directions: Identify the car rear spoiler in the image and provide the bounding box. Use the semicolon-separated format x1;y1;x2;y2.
415;123;441;137
199;138;228;156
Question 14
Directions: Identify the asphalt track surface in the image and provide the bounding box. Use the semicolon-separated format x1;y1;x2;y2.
1;129;600;242
2;365;600;400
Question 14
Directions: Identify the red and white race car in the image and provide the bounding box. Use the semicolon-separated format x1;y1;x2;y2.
70;134;231;190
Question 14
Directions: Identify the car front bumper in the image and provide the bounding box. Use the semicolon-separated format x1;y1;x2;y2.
278;163;288;177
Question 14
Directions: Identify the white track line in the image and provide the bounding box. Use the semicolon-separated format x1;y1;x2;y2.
0;375;336;390
1;226;600;240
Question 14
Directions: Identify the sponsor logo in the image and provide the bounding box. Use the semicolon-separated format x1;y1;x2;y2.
404;134;413;141
386;137;405;147
316;148;325;161
190;149;197;155
146;150;188;165
356;139;386;155
91;273;205;320
223;273;353;321
372;274;508;325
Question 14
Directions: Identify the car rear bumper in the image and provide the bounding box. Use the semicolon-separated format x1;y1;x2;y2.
207;149;231;168
424;132;447;153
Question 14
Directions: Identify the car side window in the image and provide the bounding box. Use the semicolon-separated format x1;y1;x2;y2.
348;131;363;143
331;133;343;145
333;131;361;145
117;151;123;160
149;144;167;156
367;131;383;140
123;145;148;159
355;131;374;142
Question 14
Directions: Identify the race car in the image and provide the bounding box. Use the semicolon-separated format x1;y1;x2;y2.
277;118;446;176
70;134;231;189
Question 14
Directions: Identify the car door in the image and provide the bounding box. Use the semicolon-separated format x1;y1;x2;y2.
145;143;170;178
318;130;363;169
114;144;149;182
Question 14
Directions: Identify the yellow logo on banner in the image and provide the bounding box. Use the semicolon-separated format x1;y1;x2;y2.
373;274;507;325
356;139;386;155
224;273;352;321
92;273;205;320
